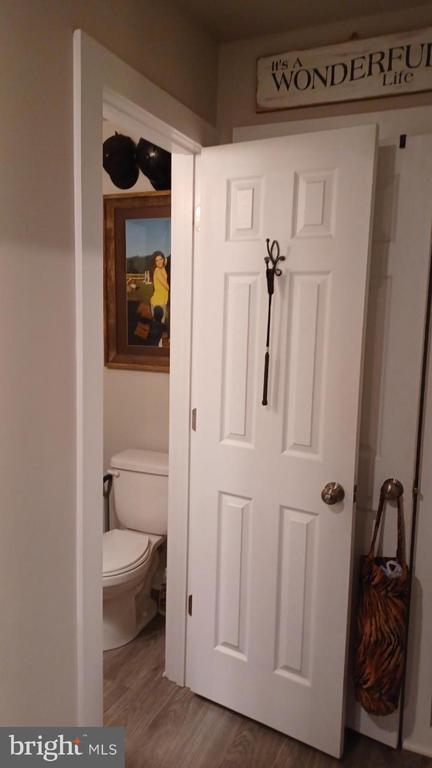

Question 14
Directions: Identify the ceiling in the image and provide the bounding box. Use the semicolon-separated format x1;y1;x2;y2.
171;0;431;42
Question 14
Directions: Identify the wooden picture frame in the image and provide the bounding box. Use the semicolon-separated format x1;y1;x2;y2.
104;191;171;372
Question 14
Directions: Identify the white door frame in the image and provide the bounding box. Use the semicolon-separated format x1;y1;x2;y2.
73;29;216;724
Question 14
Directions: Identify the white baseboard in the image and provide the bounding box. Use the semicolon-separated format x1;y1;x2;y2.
403;739;432;758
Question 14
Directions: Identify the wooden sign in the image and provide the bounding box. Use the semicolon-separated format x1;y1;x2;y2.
257;27;432;112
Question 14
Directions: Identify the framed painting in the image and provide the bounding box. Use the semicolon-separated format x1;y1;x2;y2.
104;191;171;372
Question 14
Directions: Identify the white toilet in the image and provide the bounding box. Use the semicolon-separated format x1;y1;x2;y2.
103;448;168;651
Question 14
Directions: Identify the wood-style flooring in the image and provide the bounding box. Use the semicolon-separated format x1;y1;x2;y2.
104;615;431;768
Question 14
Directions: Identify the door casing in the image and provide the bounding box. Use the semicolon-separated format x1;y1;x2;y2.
73;29;216;724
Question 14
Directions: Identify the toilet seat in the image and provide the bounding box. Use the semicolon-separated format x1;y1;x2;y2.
103;529;151;577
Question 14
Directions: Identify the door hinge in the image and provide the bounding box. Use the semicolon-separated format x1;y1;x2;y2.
191;407;197;432
195;205;201;231
353;484;358;503
188;594;193;616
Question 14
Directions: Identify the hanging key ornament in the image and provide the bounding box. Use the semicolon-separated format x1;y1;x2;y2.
262;238;285;406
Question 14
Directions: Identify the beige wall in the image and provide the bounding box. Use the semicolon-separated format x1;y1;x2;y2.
104;370;169;468
217;5;432;141
0;0;216;726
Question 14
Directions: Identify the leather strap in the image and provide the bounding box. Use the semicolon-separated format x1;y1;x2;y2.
368;491;406;566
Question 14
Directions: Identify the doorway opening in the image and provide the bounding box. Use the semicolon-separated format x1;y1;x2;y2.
101;118;172;716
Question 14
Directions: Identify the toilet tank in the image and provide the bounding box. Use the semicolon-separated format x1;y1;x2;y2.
110;449;168;535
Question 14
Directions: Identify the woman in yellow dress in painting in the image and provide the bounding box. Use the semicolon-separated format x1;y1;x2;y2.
150;251;169;322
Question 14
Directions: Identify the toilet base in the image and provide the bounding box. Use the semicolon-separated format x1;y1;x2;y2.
103;536;163;651
103;590;158;651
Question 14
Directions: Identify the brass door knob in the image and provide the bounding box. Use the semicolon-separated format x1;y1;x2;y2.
321;482;345;505
380;478;404;501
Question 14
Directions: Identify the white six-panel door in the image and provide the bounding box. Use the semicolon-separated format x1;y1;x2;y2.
187;126;377;758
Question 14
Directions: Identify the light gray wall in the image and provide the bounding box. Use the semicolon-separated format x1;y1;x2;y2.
217;5;432;141
0;0;217;726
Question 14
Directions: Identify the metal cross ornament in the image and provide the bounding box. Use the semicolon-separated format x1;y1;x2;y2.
262;238;285;406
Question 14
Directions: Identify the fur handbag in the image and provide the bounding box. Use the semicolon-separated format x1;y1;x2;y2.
353;479;409;716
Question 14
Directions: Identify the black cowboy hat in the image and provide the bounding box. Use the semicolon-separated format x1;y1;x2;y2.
136;138;171;191
102;132;139;189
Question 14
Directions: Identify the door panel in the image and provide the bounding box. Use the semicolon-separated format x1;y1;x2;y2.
221;273;259;445
187;126;377;757
283;272;328;454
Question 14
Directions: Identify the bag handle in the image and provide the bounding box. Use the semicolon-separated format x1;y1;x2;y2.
368;478;406;566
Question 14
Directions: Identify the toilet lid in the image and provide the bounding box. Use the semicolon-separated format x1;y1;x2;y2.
103;529;150;576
